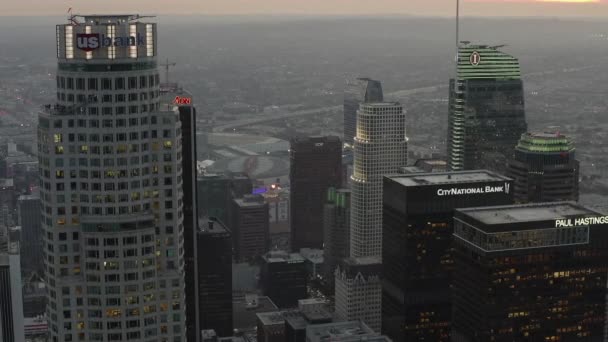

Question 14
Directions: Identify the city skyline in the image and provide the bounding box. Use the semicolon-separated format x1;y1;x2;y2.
3;0;608;17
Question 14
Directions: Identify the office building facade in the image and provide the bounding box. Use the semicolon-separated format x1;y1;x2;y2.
322;188;350;292
343;78;384;145
508;132;579;203
40;15;186;340
447;45;527;171
452;203;608;341
382;171;514;341
197;218;233;337
290;136;342;251
335;102;408;332
230;194;269;262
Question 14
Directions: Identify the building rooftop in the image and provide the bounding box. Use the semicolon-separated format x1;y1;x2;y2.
234;195;266;208
389;170;510;187
233;295;278;332
198;217;230;235
516;131;574;153
305;321;377;342
263;250;305;264
344;256;381;266
458;202;599;226
256;310;299;326
362;102;400;107
299;248;324;264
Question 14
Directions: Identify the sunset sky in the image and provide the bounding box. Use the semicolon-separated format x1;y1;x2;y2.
2;0;608;17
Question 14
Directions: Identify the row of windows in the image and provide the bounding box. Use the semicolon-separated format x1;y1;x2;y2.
54;131;173;143
57;91;158;104
53;100;158;115
49;115;174;128
56;75;160;91
48;176;177;192
50;199;175;215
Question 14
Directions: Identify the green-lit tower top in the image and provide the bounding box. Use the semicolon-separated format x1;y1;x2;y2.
516;132;575;154
457;44;521;80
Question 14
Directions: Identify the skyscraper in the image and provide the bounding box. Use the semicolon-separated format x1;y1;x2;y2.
290;136;342;251
17;193;43;274
447;45;527;171
160;83;200;342
335;102;408;332
382;171;513;341
230;194;270;262
0;233;25;342
322;187;350;292
452;202;608;341
197;218;233;337
508;132;579;203
40;15;186;340
344;78;384;146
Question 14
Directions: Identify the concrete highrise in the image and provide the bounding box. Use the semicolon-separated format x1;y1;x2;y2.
447;45;527;171
508;132;579;203
344;78;384;146
230;194;270;262
39;15;186;341
290;136;342;251
335;102;408;332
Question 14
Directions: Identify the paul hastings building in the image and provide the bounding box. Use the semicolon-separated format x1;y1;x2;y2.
452;203;608;341
382;171;514;341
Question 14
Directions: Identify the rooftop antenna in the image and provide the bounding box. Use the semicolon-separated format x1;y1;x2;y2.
67;7;80;25
160;58;176;83
456;0;460;50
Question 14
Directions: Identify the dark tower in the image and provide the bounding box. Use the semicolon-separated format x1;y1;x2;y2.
290;137;342;251
382;171;514;341
161;83;200;341
197;218;233;336
448;45;527;171
452;203;608;341
508;132;579;203
322;188;351;293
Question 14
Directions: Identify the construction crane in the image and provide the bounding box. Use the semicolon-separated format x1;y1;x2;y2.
160;58;176;84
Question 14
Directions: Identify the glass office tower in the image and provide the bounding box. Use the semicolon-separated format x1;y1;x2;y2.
447;45;527;171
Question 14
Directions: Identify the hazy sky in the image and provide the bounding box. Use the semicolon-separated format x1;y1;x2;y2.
3;0;608;17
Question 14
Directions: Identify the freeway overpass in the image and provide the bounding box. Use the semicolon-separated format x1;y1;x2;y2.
211;85;445;132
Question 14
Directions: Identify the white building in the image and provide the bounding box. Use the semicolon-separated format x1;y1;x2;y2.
38;15;186;341
335;102;408;332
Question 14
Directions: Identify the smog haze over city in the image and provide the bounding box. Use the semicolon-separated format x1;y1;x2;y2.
2;0;608;341
2;1;608;203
